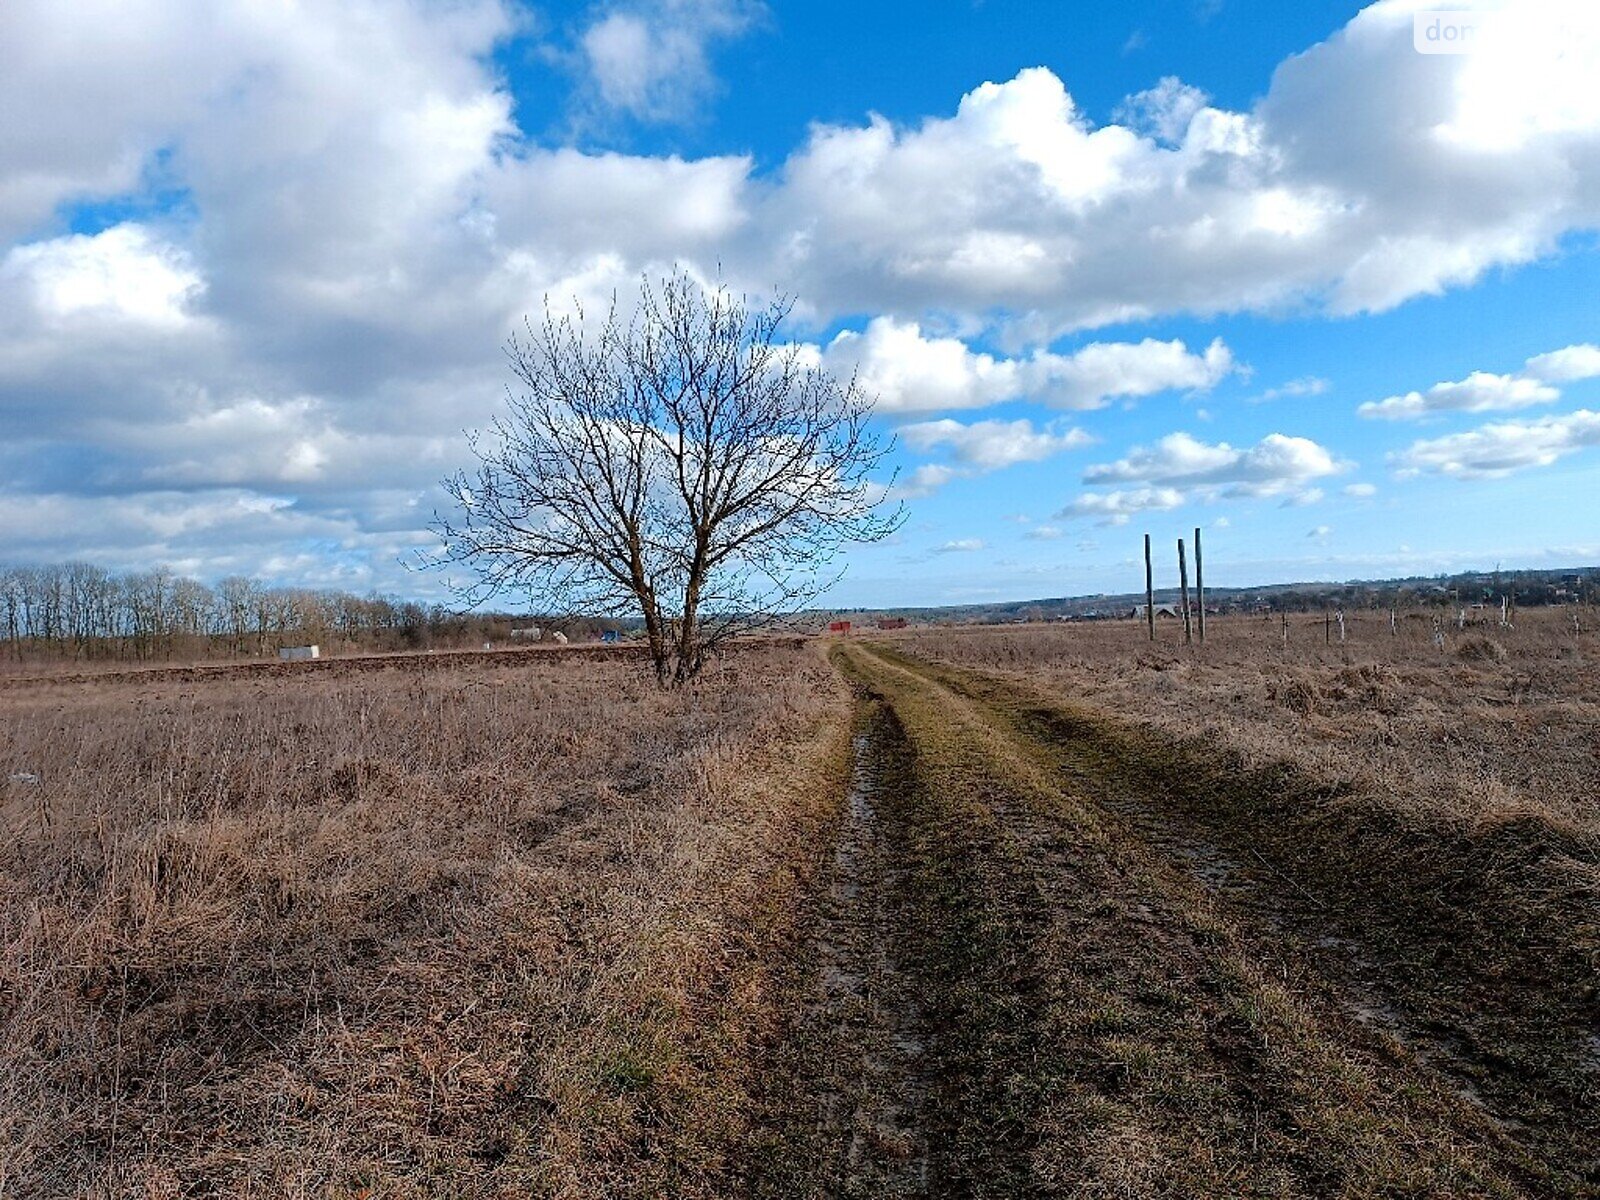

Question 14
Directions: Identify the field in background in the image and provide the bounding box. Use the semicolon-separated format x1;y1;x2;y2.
886;607;1599;833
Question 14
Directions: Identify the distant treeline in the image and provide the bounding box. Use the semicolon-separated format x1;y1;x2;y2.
0;562;558;663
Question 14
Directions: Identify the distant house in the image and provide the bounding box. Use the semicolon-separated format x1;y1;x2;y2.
279;645;319;661
1129;604;1180;619
827;620;852;633
510;626;542;639
876;617;908;630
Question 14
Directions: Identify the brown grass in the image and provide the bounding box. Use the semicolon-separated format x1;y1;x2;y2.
820;641;1564;1196
886;608;1600;834
0;642;850;1197
877;609;1599;1182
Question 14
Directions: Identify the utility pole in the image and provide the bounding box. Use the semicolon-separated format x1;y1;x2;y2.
1178;538;1193;646
1144;533;1155;641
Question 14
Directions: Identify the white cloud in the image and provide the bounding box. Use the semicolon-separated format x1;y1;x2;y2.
577;0;761;123
1343;481;1377;497
1083;431;1347;497
1280;487;1324;507
1115;77;1210;144
1256;376;1330;402
1359;372;1559;420
897;418;1091;469
5;0;1600;582
1;224;203;327
1391;409;1600;479
890;463;963;501
1057;487;1186;526
1523;343;1600;384
820;317;1235;414
820;318;1018;413
937;538;986;553
770;2;1600;333
1026;524;1064;540
1360;342;1600;420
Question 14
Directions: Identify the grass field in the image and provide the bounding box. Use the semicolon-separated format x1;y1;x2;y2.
2;613;1596;1196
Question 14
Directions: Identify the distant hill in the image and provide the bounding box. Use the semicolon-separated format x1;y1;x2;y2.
819;566;1598;626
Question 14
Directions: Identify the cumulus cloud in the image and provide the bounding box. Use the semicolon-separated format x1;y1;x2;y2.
1360;372;1558;420
1523;343;1600;384
1054;430;1346;522
820;317;1235;414
770;2;1600;332
5;0;1600;581
889;463;962;501
1083;431;1347;497
576;0;762;123
937;538;986;553
1391;410;1600;479
1360;343;1600;419
1057;487;1186;526
1114;77;1210;144
1256;376;1330;403
1;224;204;327
897;418;1091;469
882;417;1092;501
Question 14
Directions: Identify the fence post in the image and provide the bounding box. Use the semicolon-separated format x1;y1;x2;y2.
1178;539;1192;646
1194;526;1206;645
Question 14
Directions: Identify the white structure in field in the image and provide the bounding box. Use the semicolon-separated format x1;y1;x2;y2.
510;626;542;639
279;645;320;661
551;631;568;644
1129;604;1180;619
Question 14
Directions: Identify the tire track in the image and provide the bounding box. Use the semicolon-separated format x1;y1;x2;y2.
751;700;933;1199
887;646;1597;1183
789;641;1576;1198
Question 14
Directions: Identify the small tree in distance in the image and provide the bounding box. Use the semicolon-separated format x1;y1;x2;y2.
435;270;903;686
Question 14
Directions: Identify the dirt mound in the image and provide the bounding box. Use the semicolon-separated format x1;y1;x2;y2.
1333;663;1407;713
1268;674;1322;715
1456;635;1509;664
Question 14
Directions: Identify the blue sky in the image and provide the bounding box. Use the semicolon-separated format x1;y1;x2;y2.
2;0;1598;608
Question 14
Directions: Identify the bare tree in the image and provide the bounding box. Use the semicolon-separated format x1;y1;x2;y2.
434;271;902;685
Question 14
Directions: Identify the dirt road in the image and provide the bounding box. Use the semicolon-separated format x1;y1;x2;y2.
756;641;1592;1198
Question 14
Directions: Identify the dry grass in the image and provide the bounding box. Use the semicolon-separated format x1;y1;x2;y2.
888;608;1600;835
879;610;1600;1181
0;642;851;1197
822;642;1560;1196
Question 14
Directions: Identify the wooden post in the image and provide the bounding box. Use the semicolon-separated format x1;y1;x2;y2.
1178;539;1192;646
1143;534;1155;642
1325;609;1331;645
1194;526;1206;645
1282;612;1289;651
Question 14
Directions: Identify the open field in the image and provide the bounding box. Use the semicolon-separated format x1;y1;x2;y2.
0;641;852;1197
3;611;1596;1196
